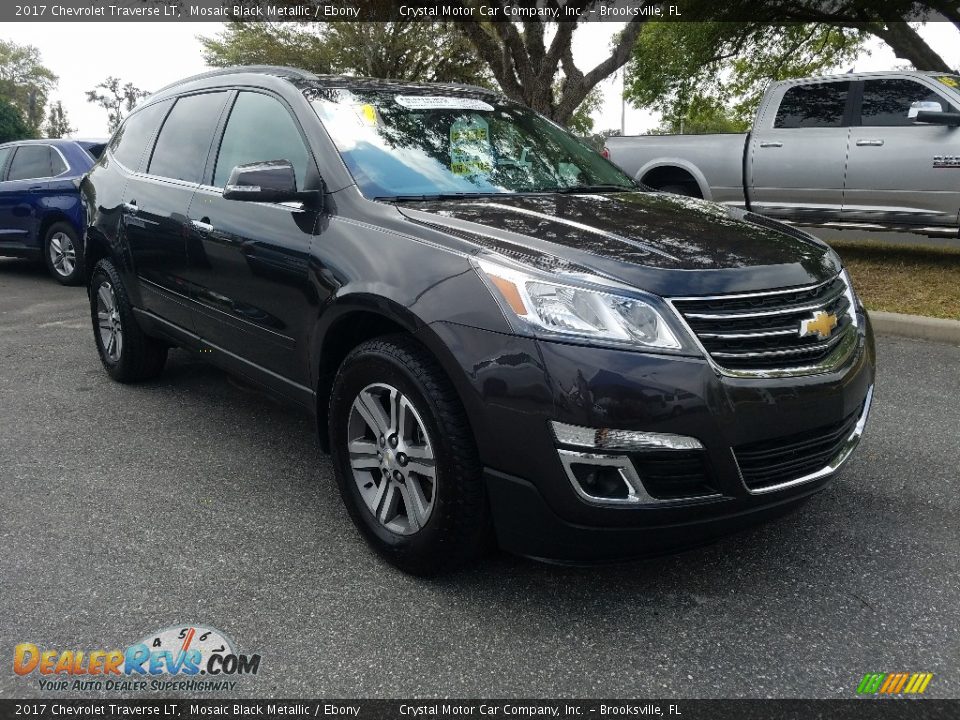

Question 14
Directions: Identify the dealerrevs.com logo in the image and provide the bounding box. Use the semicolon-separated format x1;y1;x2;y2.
13;625;261;693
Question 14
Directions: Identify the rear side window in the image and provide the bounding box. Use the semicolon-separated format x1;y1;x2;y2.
775;82;850;128
0;146;12;175
213;92;311;189
111;100;172;171
860;79;953;126
148;92;229;183
50;150;67;175
8;145;54;180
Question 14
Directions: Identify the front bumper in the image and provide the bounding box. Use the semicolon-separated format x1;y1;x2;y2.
426;312;876;562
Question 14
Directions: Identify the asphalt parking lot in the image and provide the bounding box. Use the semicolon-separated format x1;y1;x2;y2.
1;257;958;700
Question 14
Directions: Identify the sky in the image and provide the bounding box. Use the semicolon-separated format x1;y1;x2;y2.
10;21;960;138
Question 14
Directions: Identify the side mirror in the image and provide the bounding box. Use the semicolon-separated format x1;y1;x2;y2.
223;160;301;202
915;110;960;126
908;100;942;119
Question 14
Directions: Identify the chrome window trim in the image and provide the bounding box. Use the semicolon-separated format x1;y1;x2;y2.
557;449;722;507
735;384;874;495
4;144;72;182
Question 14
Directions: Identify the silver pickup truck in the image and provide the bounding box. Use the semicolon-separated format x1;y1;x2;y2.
606;70;960;237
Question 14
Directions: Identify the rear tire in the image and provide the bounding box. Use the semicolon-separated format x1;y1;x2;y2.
44;222;83;285
329;335;490;575
88;258;167;383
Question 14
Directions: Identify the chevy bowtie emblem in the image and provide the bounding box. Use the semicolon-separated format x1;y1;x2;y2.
799;310;838;339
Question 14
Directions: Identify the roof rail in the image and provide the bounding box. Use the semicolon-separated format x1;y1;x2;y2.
152;65;317;95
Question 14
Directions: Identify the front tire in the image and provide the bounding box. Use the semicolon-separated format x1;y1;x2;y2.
329;335;490;575
88;258;167;383
44;222;83;285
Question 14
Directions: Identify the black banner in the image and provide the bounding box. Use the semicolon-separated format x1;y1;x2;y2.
0;700;958;720
4;0;956;24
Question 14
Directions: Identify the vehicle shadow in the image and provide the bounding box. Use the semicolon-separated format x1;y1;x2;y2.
132;347;882;613
0;257;47;278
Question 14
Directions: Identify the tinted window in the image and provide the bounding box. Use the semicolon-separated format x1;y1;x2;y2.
111;100;172;171
50;149;67;175
8;145;53;180
0;147;12;174
775;82;850;128
214;92;311;189
860;79;952;126
148;92;228;183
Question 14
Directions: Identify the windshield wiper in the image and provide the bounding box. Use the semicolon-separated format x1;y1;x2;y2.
550;184;635;194
375;192;504;202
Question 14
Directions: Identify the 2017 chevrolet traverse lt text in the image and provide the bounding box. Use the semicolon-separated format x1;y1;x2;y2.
81;67;875;574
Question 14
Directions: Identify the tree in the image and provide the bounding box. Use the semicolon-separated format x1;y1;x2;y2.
44;100;73;138
687;1;956;73
566;86;603;135
455;2;649;125
625;22;866;130
0;98;30;143
0;39;57;135
653;95;749;134
200;22;492;86
85;77;150;132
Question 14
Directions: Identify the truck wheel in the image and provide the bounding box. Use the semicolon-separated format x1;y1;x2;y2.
88;258;168;383
329;335;490;575
658;183;702;198
43;222;83;285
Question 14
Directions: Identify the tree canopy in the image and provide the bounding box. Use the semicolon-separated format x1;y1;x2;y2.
0;98;31;143
200;22;492;86
44;101;73;139
85;77;150;132
0;39;57;136
626;22;866;133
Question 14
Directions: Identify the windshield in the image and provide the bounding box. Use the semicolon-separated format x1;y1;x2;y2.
308;88;636;199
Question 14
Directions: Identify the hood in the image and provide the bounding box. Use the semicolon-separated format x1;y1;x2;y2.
396;192;842;296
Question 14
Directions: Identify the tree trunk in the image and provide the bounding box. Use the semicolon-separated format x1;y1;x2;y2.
868;22;953;72
457;14;646;127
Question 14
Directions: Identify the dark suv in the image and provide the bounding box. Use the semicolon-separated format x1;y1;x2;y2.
82;66;875;574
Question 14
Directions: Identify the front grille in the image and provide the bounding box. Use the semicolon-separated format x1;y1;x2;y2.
671;275;855;372
630;451;718;500
734;408;861;491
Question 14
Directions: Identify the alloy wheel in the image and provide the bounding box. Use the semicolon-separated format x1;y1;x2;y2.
49;232;76;277
347;382;437;535
96;281;123;362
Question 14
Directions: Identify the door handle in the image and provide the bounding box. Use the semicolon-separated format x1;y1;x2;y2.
759;141;783;148
856;139;884;146
122;200;138;215
28;185;43;193
191;218;214;234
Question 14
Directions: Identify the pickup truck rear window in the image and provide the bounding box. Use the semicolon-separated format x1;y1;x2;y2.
775;82;850;129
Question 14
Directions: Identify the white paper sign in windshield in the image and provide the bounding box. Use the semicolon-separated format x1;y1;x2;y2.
395;95;495;112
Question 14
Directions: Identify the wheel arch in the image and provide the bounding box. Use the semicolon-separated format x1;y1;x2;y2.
638;160;709;199
311;295;475;454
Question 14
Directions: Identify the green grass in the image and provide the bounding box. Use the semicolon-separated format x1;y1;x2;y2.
828;239;960;320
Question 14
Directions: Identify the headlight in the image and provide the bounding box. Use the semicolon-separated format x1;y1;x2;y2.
840;268;861;329
475;258;684;351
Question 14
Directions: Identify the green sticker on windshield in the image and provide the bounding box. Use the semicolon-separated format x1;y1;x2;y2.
450;115;493;178
937;76;959;88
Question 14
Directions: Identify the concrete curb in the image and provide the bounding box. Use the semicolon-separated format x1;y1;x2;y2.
868;310;960;345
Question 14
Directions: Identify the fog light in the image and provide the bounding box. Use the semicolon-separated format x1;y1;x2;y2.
569;463;630;500
551;421;703;451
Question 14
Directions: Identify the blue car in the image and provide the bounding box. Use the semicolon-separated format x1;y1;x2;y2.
0;138;106;284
